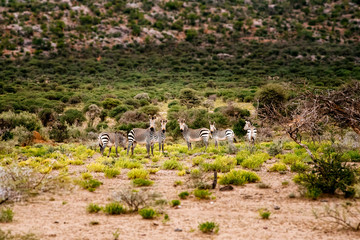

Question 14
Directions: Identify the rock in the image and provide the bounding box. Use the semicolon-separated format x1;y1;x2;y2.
274;206;280;210
263;227;268;230
320;199;328;202
174;228;183;232
153;222;159;226
54;221;59;224
219;185;234;191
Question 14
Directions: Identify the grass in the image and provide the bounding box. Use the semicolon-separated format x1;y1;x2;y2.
268;162;288;172
132;178;154;186
104;168;121;178
198;221;219;234
201;156;236;173
139;208;156;219
87;203;102;213
241;152;270;169
86;162;106;172
162;159;183;170
0;208;14;223
194;189;212;200
77;178;103;192
104;202;126;215
219;170;260;185
127;168;149;179
259;209;271;219
115;159;142;169
290;160;309;172
170;199;181;207
178;191;190;199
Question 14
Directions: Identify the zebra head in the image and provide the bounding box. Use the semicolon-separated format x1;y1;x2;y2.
149;115;156;132
160;119;167;133
178;118;186;132
116;132;128;150
209;121;216;133
244;121;252;130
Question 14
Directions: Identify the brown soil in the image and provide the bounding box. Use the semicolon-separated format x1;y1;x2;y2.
1;153;359;240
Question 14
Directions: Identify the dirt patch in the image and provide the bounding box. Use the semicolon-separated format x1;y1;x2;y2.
1;155;358;240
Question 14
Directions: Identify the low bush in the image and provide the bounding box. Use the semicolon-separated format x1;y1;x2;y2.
127;169;149;179
104;202;126;215
290;161;309;173
87;162;106;172
77;178;103;192
178;191;190;199
0;208;14;223
87;203;102;213
139;208;156;219
194;189;212;200
259;209;271;219
293;153;357;199
268;163;287;172
170;199;181;207
198;221;219;234
104;168;121;178
132;178;154;187
219;170;260;185
241;152;270;169
162;159;183;170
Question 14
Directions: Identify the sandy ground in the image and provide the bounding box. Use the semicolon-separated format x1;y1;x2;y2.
1;152;360;240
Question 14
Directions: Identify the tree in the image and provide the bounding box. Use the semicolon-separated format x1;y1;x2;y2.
179;88;201;109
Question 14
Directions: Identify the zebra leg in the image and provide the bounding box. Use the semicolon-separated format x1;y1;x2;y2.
151;143;154;156
146;143;150;158
108;146;112;157
115;145;119;157
132;143;136;156
215;139;218;148
162;142;165;153
127;142;132;155
204;139;208;151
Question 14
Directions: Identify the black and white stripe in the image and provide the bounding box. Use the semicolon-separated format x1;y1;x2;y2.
98;132;127;157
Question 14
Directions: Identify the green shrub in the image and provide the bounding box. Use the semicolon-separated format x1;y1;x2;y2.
259;209;271;219
49;121;69;142
104;202;126;215
104;168;121;178
268;142;283;156
233;119;247;138
290;161;309;173
268;163;287;172
279;153;301;165
178;191;190;199
293;153;357;198
219;170;260;185
241;153;270;169
87;203;102;213
162;159;183;170
171;199;181;207
0;111;42;132
132;178;154;186
139;208;156;219
61;109;86;126
235;150;250;165
194;189;212;200
102;98;121;110
87;162;106;172
77;178;103;192
179;88;201;109
139;105;160;115
0;208;14;223
256;83;287;117
201;156;236;173
198;221;219;234
127;168;149;179
344;150;360;162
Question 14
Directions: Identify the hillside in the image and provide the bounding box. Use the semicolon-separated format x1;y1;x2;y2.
1;0;360;57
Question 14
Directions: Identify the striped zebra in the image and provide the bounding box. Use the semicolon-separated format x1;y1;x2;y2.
209;121;236;148
244;121;257;144
178;118;211;151
127;115;157;157
151;119;167;153
98;132;127;157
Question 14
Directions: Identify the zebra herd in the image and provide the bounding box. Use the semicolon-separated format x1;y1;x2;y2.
98;116;257;157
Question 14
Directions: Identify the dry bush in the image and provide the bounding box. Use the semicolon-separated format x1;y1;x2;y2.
118;111;147;124
111;189;162;212
0;164;69;205
314;203;360;231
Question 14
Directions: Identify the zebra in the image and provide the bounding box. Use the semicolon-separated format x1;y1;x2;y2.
244;121;257;144
127;115;157;157
209;121;236;148
98;132;127;157
178;118;211;151
151;119;167;153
